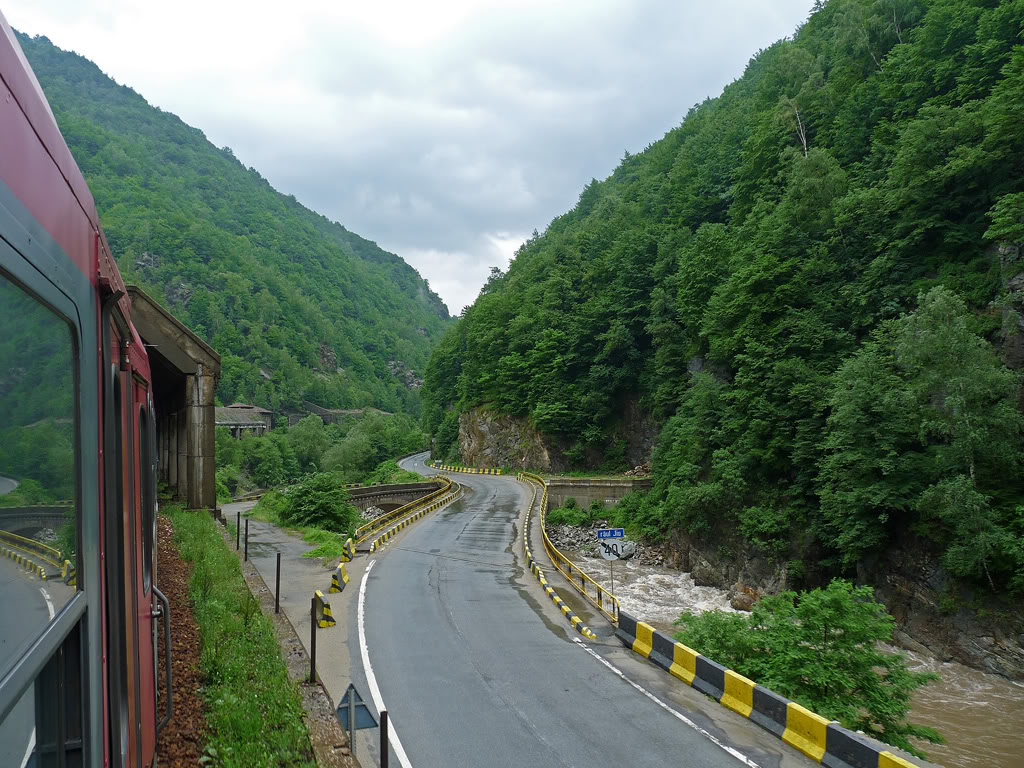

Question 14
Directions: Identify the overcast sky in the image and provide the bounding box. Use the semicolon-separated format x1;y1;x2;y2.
6;0;811;314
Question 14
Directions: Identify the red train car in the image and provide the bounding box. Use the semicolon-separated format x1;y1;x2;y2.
0;14;169;768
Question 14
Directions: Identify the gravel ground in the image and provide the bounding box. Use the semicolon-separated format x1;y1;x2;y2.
156;513;207;768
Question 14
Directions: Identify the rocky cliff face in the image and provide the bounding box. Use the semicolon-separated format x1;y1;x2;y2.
458;408;561;470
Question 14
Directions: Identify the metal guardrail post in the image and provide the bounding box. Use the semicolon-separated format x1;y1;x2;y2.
275;552;281;613
380;710;389;768
309;596;317;684
244;518;249;562
236;511;240;550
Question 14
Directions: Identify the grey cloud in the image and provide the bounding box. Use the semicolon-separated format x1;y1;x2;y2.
7;0;812;313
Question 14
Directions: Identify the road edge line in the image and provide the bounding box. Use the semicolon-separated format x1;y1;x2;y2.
358;559;413;768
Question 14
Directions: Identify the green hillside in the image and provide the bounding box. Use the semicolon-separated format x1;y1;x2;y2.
18;32;450;418
424;0;1024;592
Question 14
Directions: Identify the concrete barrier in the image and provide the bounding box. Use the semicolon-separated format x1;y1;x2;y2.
614;610;920;768
1;544;47;579
329;564;349;593
519;479;596;640
315;590;336;628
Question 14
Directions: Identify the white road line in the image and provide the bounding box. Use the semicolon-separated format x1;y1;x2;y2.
39;587;55;620
573;637;762;768
358;559;413;768
20;727;36;768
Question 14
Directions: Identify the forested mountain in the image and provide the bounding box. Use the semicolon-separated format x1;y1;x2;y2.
424;0;1024;593
18;32;450;417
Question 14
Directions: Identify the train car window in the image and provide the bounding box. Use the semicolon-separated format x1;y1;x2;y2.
0;272;78;689
140;405;154;593
33;621;84;768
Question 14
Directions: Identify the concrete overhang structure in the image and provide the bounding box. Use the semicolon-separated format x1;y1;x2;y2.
127;285;221;510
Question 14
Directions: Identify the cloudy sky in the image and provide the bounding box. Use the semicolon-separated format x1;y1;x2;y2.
6;0;811;314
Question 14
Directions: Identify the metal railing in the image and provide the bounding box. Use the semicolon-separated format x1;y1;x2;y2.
353;475;453;544
0;528;63;568
519;472;619;623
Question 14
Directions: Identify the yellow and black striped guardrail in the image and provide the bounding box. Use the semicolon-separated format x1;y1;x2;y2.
1;544;48;580
0;529;63;570
431;462;502;475
314;590;337;628
519;478;596;639
353;476;454;544
518;472;619;623
367;483;463;554
616;612;918;768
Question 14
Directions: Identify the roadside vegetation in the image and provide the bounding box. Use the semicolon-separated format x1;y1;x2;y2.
674;579;942;758
165;504;316;768
216;411;426;503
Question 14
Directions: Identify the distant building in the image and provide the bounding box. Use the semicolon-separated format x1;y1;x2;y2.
215;403;273;438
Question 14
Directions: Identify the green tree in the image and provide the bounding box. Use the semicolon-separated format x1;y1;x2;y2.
675;580;943;757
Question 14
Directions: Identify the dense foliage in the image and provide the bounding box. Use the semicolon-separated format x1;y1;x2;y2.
423;0;1024;592
215;412;426;500
19;32;450;417
674;580;942;757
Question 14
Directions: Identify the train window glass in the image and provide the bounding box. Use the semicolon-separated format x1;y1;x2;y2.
140;406;154;593
0;272;78;685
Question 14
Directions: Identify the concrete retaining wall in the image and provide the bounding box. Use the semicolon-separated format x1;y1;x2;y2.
545;477;651;509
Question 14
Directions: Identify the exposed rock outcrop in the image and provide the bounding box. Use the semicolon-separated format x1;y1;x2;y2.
458;407;558;470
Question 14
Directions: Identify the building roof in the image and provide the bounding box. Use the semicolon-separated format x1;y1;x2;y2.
215;406;271;426
226;402;272;413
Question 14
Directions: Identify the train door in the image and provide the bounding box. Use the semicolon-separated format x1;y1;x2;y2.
102;308;141;768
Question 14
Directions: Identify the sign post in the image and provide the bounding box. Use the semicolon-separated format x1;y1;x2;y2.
336;683;378;761
597;528;626;602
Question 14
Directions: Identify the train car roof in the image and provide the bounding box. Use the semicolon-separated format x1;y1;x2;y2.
0;12;132;320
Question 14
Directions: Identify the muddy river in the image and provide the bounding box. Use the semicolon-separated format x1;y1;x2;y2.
566;552;1024;767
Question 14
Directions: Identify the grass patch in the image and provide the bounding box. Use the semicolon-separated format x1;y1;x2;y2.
246;490;346;564
165;505;316;768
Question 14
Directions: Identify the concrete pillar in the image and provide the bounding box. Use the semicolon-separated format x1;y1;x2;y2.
185;365;217;509
158;415;169;484
176;405;188;503
167;412;178;492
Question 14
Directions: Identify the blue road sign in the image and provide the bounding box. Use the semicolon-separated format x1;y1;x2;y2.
597;528;625;539
336;683;378;730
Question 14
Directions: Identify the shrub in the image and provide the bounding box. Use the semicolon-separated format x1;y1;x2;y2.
280;473;359;534
673;580;943;758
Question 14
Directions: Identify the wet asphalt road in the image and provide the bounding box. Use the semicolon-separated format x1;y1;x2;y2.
0;557;46;767
345;453;807;768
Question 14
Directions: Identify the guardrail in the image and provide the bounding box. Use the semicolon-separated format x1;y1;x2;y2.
367;482;463;553
519;476;596;638
518;472;619;624
353;476;453;544
0;529;63;569
614;612;920;768
431;462;502;475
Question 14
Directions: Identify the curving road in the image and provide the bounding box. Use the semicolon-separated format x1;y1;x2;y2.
0;475;18;496
341;452;816;768
0;556;52;768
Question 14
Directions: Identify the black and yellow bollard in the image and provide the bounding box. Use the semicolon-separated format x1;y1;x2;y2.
315;589;337;628
329;563;349;593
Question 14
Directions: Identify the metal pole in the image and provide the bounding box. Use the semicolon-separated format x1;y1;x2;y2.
309;597;317;684
610;559;615;606
275;552;281;614
348;687;356;760
244;518;249;562
236;511;240;550
380;710;388;768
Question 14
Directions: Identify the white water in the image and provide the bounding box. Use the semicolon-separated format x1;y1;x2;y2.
566;548;1024;767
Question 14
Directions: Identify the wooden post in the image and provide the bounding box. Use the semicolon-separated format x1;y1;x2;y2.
309;596;317;684
244;518;249;561
275;552;281;614
236;511;240;550
380;710;388;768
